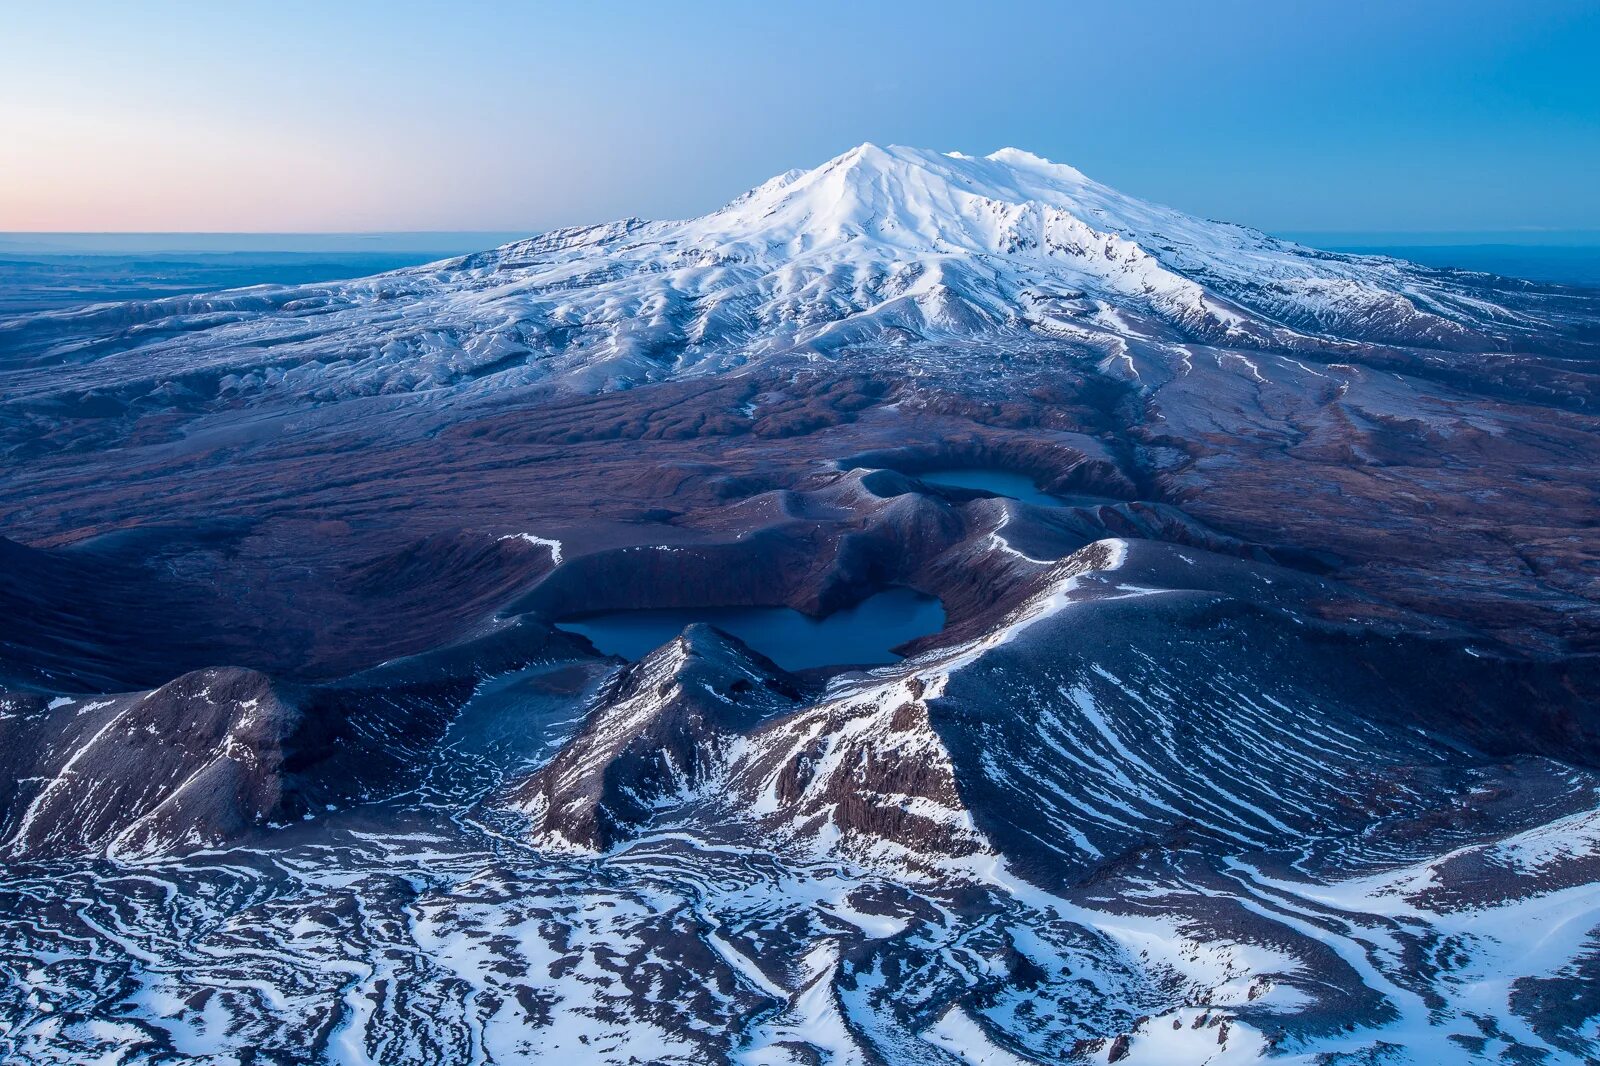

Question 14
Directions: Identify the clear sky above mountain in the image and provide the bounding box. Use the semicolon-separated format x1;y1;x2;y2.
3;0;1596;234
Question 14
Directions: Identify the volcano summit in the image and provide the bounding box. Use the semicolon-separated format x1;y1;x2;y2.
2;146;1600;1064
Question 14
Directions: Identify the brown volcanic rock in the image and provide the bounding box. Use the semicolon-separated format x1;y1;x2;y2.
0;522;564;691
506;622;990;868
731;678;989;869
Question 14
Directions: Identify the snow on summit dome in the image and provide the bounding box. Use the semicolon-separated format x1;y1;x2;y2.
694;142;1112;254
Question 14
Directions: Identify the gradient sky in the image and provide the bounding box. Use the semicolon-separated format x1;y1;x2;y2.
3;0;1597;234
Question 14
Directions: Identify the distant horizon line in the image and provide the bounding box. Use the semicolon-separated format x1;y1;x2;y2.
4;229;1600;256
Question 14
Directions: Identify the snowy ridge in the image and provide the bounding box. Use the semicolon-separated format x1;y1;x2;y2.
0;670;295;860
715;541;1136;871
0;665;467;861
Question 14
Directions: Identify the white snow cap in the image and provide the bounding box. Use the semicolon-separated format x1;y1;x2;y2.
698;142;1139;257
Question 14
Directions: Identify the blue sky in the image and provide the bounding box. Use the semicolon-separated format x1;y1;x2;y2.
3;0;1597;234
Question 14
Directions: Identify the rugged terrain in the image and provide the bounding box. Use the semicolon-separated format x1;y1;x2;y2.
2;145;1599;1063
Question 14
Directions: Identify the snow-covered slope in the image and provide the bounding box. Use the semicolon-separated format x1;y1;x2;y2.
0;144;1573;412
10;540;1596;1064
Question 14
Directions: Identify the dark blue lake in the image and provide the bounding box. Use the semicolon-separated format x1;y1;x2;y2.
555;587;945;671
915;468;1064;506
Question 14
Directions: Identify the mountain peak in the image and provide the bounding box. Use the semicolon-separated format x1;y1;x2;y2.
697;141;1122;259
801;141;1093;193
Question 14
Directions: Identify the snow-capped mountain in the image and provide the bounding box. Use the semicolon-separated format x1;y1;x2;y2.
1;144;1582;417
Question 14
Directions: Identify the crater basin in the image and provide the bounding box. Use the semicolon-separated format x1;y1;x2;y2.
554;587;945;672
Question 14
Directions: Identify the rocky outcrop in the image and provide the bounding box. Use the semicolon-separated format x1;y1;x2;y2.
509;625;803;850
0;668;298;859
725;673;991;871
0;619;592;860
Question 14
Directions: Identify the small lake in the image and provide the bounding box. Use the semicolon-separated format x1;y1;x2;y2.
555;587;945;671
914;468;1064;506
